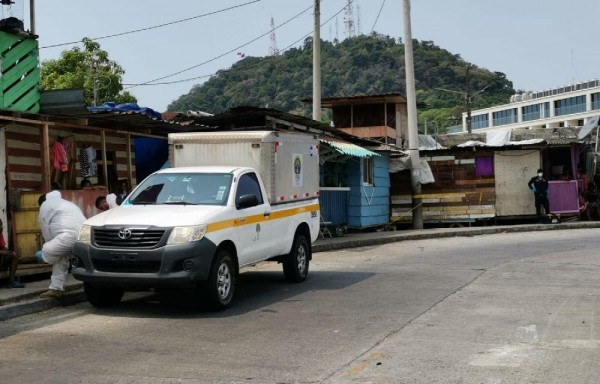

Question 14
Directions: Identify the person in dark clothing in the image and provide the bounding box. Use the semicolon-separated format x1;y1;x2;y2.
528;168;550;222
582;183;600;220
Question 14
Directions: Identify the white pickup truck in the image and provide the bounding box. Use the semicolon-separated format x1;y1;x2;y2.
72;131;321;310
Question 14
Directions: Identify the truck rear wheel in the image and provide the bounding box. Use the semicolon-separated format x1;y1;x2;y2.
84;282;124;308
283;233;310;283
205;249;236;310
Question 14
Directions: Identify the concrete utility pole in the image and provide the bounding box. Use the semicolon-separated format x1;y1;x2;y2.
312;0;321;121
403;0;423;229
29;0;35;34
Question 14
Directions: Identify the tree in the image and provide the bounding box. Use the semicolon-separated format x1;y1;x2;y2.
41;38;137;106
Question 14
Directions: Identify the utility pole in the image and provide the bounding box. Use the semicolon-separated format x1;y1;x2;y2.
403;0;423;229
29;0;35;34
312;0;321;121
435;65;488;134
465;64;472;133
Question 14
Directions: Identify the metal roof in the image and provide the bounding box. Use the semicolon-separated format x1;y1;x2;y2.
320;138;380;158
177;106;383;147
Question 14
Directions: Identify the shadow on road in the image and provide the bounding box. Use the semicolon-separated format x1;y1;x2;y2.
88;269;375;319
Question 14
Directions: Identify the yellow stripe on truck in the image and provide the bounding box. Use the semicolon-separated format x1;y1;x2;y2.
206;203;320;234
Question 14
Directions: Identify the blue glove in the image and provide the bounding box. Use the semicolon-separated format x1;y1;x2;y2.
35;250;45;263
531;187;536;192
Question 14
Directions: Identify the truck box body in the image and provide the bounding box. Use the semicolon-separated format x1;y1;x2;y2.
168;131;319;205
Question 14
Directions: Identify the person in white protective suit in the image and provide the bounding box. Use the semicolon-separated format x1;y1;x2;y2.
36;191;86;299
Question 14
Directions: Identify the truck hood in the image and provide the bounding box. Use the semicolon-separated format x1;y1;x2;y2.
84;205;226;227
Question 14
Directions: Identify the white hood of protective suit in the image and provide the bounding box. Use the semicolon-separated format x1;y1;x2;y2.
39;190;87;260
106;193;119;209
84;204;226;227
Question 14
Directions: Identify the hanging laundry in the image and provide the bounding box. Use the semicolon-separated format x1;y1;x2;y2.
51;139;69;173
86;146;97;177
80;146;97;178
79;146;89;178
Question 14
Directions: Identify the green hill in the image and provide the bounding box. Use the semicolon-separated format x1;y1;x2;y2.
167;34;515;132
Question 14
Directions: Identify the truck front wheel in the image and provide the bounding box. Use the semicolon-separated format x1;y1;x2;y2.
84;282;124;308
204;249;236;310
283;233;310;283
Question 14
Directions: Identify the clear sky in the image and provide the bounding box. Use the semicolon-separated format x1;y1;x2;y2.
6;0;599;112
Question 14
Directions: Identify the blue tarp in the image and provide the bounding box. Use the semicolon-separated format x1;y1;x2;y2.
87;102;162;120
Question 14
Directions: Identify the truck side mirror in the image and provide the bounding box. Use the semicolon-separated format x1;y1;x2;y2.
237;194;259;209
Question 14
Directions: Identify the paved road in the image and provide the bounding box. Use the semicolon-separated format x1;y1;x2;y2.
0;229;598;383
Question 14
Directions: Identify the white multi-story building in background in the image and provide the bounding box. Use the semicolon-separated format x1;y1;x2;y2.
461;79;600;132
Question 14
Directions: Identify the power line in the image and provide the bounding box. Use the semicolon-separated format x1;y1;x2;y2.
123;1;348;88
125;2;318;89
371;0;386;34
40;0;261;49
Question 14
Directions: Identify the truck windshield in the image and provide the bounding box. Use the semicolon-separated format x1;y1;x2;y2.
128;173;232;206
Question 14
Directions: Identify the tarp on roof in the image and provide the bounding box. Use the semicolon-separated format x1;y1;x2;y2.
419;134;445;150
457;138;545;148
87;102;162;120
389;156;435;183
319;138;380;158
486;130;512;146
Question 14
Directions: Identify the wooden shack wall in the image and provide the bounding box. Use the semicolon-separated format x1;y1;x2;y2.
5;124;135;191
391;149;496;223
347;153;390;228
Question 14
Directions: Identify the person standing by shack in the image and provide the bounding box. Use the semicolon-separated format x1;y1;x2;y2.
0;219;25;288
528;168;550;223
36;191;86;298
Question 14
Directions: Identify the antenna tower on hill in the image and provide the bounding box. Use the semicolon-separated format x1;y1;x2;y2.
356;4;361;35
344;0;355;39
269;17;279;56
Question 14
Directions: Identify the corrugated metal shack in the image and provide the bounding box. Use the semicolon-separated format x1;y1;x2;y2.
391;128;591;225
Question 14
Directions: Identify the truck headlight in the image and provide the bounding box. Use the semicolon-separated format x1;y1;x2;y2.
78;224;92;244
167;225;207;245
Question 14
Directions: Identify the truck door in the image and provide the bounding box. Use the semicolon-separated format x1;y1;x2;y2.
234;172;273;266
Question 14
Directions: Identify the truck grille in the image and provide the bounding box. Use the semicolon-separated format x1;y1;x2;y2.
93;228;166;248
92;259;161;273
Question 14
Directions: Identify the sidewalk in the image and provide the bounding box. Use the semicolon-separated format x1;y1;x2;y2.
2;221;599;321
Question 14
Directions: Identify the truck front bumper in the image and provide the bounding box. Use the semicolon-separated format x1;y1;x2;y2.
71;238;217;289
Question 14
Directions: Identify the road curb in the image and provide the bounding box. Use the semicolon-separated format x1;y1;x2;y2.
0;284;85;321
312;222;600;253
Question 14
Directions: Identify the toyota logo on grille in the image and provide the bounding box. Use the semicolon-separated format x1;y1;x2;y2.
118;228;132;240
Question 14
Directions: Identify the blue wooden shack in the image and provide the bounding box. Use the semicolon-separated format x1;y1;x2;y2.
319;138;390;230
314;93;408;230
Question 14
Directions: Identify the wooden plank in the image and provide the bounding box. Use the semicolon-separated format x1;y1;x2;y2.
414;193;466;199
0;264;52;280
440;197;464;203
455;178;495;185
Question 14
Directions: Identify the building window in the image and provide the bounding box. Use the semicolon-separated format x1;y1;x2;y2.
543;102;550;118
472;114;489;130
492;108;517;126
592;93;600;110
522;103;544;122
555;95;586;116
362;157;374;186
